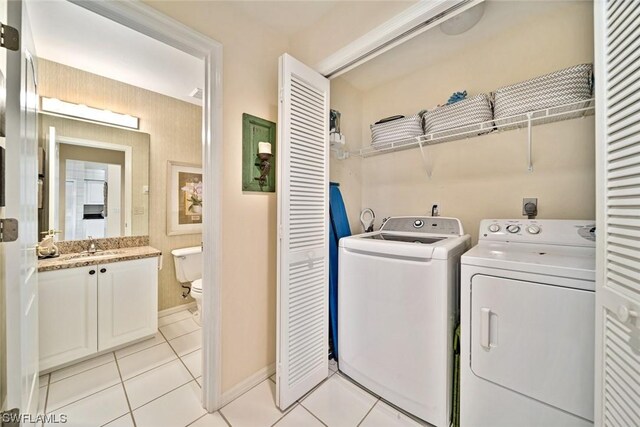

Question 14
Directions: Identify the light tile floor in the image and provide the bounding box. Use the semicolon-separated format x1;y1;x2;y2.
37;308;429;427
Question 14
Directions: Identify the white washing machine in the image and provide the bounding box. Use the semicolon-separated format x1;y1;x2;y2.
339;216;471;426
460;219;596;427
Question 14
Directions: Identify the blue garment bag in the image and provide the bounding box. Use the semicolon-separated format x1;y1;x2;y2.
329;182;351;360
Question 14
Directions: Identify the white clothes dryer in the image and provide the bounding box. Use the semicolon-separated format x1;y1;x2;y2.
339;216;471;426
460;219;596;427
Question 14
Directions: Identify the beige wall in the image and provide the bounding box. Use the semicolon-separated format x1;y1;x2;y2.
329;1;596;242
38;59;203;312
144;1;289;392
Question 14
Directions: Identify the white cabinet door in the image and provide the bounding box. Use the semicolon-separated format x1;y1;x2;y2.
39;266;98;372
471;275;594;421
97;257;158;350
85;180;105;205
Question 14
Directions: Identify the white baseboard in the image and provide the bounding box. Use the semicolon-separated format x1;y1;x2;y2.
158;302;196;318
220;363;276;407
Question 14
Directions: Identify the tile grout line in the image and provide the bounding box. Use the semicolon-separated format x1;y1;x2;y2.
300;403;329;427
128;378;195;413
115;339;167;361
113;351;137;427
217;410;233;427
45;375;122;415
158;307;195;320
269;403;298;427
356;398;380;427
162;327;202;346
47;355;115;386
158;328;199;382
125;380;198;421
120;354;179;384
159;319;201;342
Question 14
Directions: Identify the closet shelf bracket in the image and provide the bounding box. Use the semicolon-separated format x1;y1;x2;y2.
331;146;349;160
418;140;432;179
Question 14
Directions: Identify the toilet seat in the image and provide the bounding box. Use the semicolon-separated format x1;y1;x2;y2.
191;279;202;293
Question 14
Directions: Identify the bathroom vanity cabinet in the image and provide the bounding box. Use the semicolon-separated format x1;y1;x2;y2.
38;257;159;371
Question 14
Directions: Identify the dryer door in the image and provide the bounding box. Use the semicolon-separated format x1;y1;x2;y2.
470;275;594;421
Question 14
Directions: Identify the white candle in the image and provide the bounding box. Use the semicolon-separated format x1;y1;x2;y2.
258;142;272;155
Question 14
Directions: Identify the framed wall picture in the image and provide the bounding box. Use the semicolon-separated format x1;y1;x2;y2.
167;161;203;235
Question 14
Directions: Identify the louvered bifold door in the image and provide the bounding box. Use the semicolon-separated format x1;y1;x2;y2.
276;54;330;410
595;1;640;425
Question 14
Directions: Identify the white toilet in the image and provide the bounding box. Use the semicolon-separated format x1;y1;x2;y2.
171;246;203;325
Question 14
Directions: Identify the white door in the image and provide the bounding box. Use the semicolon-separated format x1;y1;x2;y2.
594;1;640;425
0;0;8;411
39;267;98;372
471;275;594;421
276;53;330;410
4;0;39;415
97;258;158;350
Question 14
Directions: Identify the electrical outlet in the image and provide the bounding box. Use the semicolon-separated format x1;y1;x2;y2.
522;198;538;216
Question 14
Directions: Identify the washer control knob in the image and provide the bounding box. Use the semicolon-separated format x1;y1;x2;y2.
488;224;501;233
527;225;541;235
506;224;521;234
413;220;424;228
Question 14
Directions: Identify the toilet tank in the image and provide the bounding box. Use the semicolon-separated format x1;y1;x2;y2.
171;246;202;283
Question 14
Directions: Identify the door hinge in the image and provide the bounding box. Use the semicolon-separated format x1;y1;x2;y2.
1;408;20;426
0;23;19;51
0;218;18;242
279;88;284;103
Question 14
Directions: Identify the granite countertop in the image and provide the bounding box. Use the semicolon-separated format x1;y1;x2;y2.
38;246;161;272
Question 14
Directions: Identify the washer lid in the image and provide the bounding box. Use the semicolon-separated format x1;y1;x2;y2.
462;241;595;283
340;232;470;260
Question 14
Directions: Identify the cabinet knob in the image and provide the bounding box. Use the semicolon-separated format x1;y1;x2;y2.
100;268;107;273
89;270;96;275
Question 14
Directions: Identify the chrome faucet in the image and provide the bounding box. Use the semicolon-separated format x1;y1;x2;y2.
87;236;97;254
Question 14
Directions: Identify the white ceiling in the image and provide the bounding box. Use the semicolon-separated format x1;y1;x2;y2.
339;1;577;92
229;1;338;36
27;0;204;106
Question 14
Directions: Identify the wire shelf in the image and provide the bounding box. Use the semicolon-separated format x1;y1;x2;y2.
349;98;595;158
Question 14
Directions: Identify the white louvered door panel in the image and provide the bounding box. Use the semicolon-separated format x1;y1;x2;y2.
276;54;330;410
595;1;640;425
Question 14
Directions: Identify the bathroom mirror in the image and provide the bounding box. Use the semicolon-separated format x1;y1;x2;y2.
38;113;150;240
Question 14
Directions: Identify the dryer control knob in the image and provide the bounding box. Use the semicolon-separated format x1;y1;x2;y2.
506;224;521;234
488;224;501;233
413;220;424;228
527;225;541;235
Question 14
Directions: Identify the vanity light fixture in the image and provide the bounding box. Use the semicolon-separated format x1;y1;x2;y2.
40;97;140;129
256;141;273;189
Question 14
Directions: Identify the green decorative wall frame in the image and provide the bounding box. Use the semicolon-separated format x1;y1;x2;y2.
242;113;276;192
